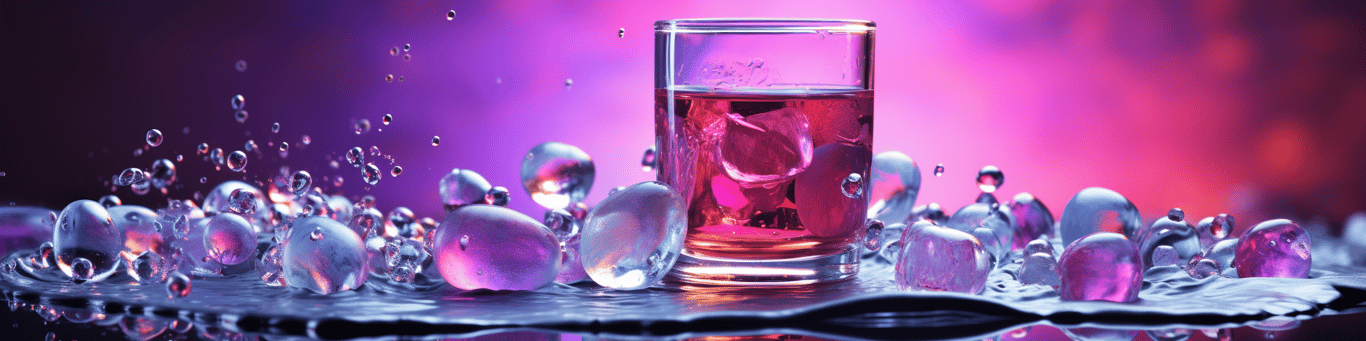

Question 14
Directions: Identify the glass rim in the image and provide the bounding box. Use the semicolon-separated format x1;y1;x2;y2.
654;18;875;34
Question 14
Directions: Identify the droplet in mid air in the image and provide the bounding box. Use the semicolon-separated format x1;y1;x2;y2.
618;28;625;38
446;10;456;20
231;94;245;110
354;119;372;134
346;147;365;168
370;145;381;156
564;78;573;87
431;136;441;146
640;146;656;172
145;129;163;147
390;166;403;177
580;182;686;290
271;122;280;133
362;163;382;185
934;164;945;177
520;142;596;210
434;205;560;290
290;171;312;195
116;168;146;186
975;165;1004;193
166;271;191;298
226;150;248;172
441;168;493;211
197;143;210;155
234;110;249;123
235;59;247;72
382;114;392;125
403;43;411;52
389;46;399;56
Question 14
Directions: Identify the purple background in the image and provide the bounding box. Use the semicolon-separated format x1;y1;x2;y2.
2;0;1366;240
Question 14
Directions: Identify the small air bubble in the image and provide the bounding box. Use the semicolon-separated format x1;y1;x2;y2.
934;164;945;177
382;114;393;125
565;78;573;87
235;110;249;123
446;10;456;21
235;60;247;72
271;122;280;133
231;94;245;110
431;136;441;146
145;129;163;147
391;166;403;177
403;43;411;52
618;28;625;38
385;74;394;83
390;46;399;56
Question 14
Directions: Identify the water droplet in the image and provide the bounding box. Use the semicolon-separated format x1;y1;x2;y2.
354;119;372;134
226;150;248;172
310;228;323;241
484;186;509;206
864;220;885;250
301;135;311;146
459;235;469;250
381;114;393;126
1058;187;1143;245
231;94;245;110
227;188;258;214
403;43;411;52
235;59;247;72
282;216;367;293
346;147;365;167
640;146;656;172
290;171;312;195
440;168;493;211
145;129;163;147
244;140;258;153
234;109;249;123
976;165;1003;193
437;205;560;290
1168;208;1185;221
581;182;685;290
166;271;191;298
390;165;403;177
362;163;382;185
618;28;625;38
544;208;578;241
209;148;226;167
934;164;945;176
1019;252;1061;288
69;257;95;281
1059;232;1142;302
446;10;456;20
199;177;207;184
116;168;146;186
175;154;183;162
520;142;595;210
431;135;441;146
402;54;411;62
197;143;210;155
204;213;256;265
1235;219;1311;278
278;142;290;157
1138;214;1202;269
271;122;280;133
389;46;399;56
385;74;394;82
895;221;991;294
841;173;864;198
333;176;343;187
867;151;921;225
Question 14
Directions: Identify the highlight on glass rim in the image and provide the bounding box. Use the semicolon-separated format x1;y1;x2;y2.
2;1;1365;340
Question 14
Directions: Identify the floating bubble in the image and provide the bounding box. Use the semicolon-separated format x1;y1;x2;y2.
976;165;1003;193
895;221;991;294
934;164;944;177
166;271;191;298
431;136;441;146
389;46;399;56
385;74;394;82
199;177;206;184
290;171;312;195
210;148;226;167
581;182;686;290
1137;213;1201;270
520;142;595;210
203;181;265;215
391;166;403;177
1235;219;1311;278
148;159;176;189
278;142;289;157
446;10;456;20
434;205;560;290
231;94;245;110
197;143;210;155
354;119;371;134
204;213;256;265
53;200;123;282
175;154;182;162
485;186;510;206
564;78;573;87
841;173;864;198
867;151;921;225
126;251;168;284
346;147;365;168
234;109;249;123
271;122;280;133
116;168;146;186
369;145;381;156
618;28;625;38
108;205;160;255
1196;214;1235;249
227;188;258;215
715;108;813;184
1058;232;1142;302
640;146;656;172
235;59;247;72
226;150;248;172
301;135;311;146
1058;187;1143;245
362;163;382;185
1019;252;1061;288
796;143;871;238
281;216;368;293
544;208;579;241
145;129;163;147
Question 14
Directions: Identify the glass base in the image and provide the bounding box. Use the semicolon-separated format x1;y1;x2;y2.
666;245;861;286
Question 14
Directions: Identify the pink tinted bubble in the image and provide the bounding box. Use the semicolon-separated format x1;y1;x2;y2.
1058;232;1142;303
1235;219;1311;279
435;205;560;290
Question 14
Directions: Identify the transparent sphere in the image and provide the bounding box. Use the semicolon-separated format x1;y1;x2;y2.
145;129;163;147
544;208;579;241
520;142;595;210
52;200;124;282
1195;213;1235;249
226;150;248;172
715;108;813;185
227;188;258;215
484;186;510;206
346;147;365;168
1235;219;1311;278
1137;215;1202;270
235;109;249;123
107;205;161;256
98;194;122;208
116;168;146;186
1058;232;1142;303
166;271;191;298
867;151;921;224
281;216;368;294
290;171;312;195
976;165;1004;193
945;203;1014;255
203;181;266;217
434;205;560;290
795;143;872;238
230;94;245;110
148;159;176;189
348;208;383;238
581;182;686;290
1058;187;1143;245
439;168;493;211
362;163;382;185
1008;192;1055;251
204;213;256;265
894;221;991;294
